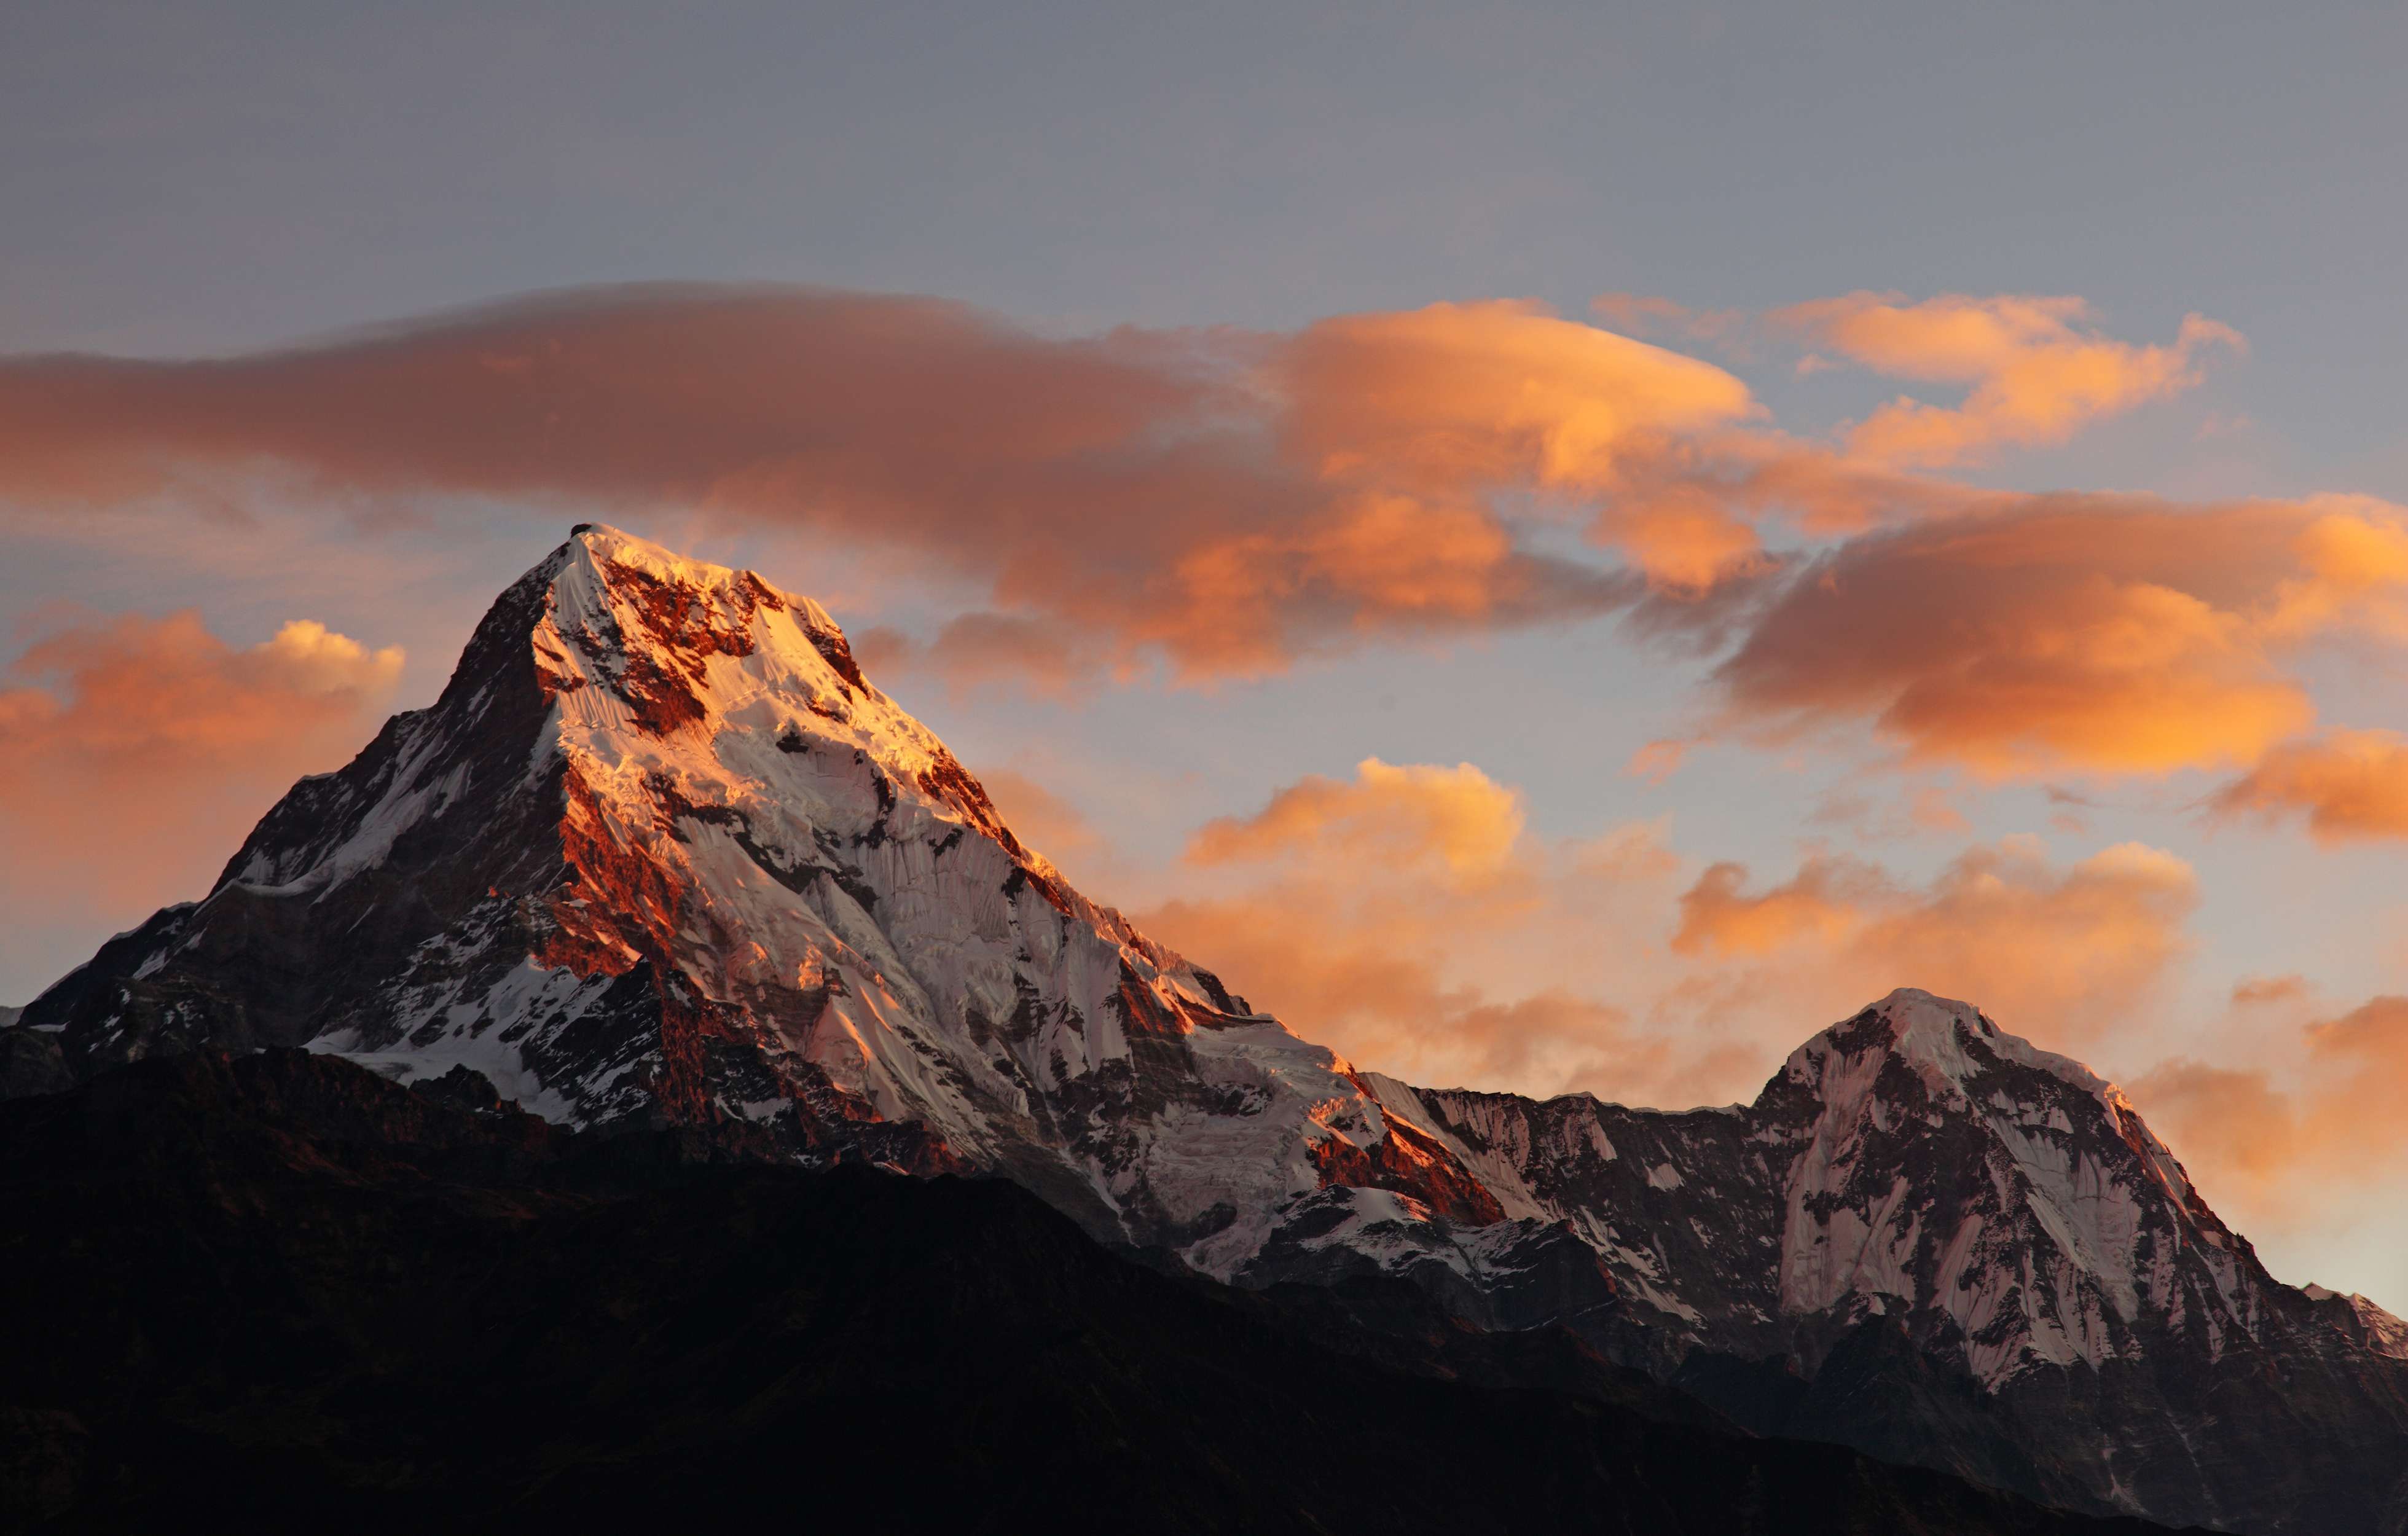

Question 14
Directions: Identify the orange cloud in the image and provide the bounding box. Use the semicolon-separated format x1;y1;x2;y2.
2259;499;2408;643
1596;482;1776;594
2211;729;2408;842
1268;301;1773;596
2133;997;2408;1234
1186;757;1526;882
1673;838;2198;1041
2232;973;2313;1007
1151;756;2203;1105
0;287;1771;685
0;611;402;914
1674;856;1872;955
15;283;2401;820
1699;498;2408;777
1138;892;1658;1096
2128;1060;2302;1200
1137;492;1618;678
2309;995;2408;1068
1277;299;1757;493
1134;759;1699;1100
1773;292;2243;468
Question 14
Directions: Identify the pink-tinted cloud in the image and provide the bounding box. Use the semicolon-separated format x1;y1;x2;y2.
2211;729;2408;842
2232;973;2314;1007
2128;1059;2302;1201
1136;758;1694;1099
1673;838;2199;1042
2135;997;2408;1233
1186;756;1526;881
1143;756;2207;1103
1772;292;2243;468
15;281;2406;833
1704;496;2408;778
0;286;1769;684
0;611;402;913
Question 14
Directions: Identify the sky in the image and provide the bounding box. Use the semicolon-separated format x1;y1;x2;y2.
2;0;2405;1303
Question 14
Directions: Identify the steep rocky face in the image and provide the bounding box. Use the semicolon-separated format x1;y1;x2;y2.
9;525;1594;1319
1373;990;2408;1533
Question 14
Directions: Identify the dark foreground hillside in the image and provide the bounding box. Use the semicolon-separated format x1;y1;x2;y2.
0;1050;2197;1534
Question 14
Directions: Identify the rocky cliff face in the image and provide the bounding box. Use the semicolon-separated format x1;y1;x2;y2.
9;525;2407;1533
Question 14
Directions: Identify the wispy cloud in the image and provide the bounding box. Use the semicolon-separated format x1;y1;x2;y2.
1769;292;2243;468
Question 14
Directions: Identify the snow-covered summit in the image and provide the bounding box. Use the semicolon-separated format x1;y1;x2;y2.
1781;986;2200;1218
1392;985;2296;1391
17;524;1553;1303
1788;986;2112;1100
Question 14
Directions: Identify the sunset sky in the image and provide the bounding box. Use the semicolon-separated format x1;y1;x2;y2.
4;2;2406;1303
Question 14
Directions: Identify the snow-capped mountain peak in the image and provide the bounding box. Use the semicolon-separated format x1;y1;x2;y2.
1786;986;2109;1105
20;525;1552;1304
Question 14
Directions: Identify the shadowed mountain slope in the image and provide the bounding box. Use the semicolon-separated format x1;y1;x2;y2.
0;1048;2206;1535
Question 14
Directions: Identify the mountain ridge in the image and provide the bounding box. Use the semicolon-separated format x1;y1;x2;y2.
0;1043;2211;1534
7;523;2406;1532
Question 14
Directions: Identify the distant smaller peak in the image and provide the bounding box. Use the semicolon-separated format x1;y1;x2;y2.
1792;986;2114;1102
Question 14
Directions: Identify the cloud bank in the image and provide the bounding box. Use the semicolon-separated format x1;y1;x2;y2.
1124;757;2202;1106
0;286;1768;684
0;611;403;915
8;280;2393;801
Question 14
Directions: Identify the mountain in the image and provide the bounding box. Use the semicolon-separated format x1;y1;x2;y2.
6;523;1596;1322
6;524;2405;1532
1371;990;2408;1531
0;1046;2205;1534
